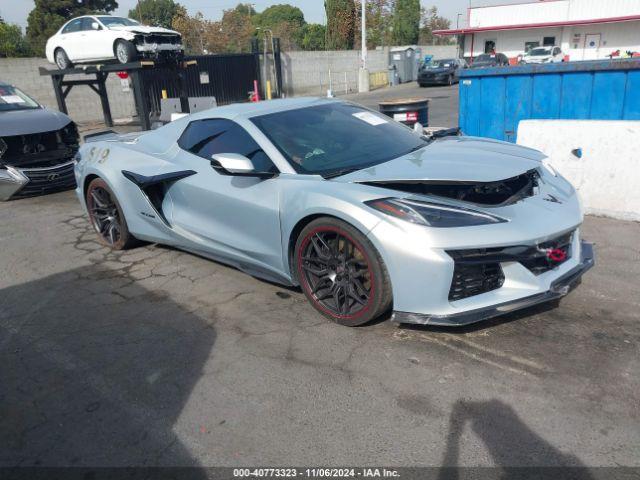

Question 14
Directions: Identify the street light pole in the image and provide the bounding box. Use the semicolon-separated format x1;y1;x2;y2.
358;0;370;93
361;0;367;70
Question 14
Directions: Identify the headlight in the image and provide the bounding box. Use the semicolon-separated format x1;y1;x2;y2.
365;198;507;228
542;157;558;176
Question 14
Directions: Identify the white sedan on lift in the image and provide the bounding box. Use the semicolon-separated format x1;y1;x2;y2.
46;15;183;70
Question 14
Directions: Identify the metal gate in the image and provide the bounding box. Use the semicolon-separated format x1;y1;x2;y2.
138;53;262;118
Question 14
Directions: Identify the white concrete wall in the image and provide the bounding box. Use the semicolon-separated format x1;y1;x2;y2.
517;120;640;222
463;21;640;60
278;45;458;96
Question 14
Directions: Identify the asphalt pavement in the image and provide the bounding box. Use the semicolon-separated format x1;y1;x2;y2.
1;84;639;469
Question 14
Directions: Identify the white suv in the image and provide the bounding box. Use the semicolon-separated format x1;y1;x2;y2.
521;46;564;64
46;15;183;69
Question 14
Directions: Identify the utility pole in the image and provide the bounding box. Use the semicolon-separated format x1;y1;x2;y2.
358;0;370;93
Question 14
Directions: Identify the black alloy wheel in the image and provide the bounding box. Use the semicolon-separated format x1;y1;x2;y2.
86;178;138;250
295;218;392;326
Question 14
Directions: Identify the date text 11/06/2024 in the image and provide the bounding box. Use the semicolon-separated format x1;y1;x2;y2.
233;468;400;478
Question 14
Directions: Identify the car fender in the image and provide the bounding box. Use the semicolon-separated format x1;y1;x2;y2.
278;179;385;279
76;142;178;243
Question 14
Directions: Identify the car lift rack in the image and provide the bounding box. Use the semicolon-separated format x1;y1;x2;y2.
39;60;196;131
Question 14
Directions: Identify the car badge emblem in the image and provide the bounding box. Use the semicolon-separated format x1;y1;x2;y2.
47;173;60;182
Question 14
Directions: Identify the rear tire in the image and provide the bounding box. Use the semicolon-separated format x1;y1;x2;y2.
86;178;139;250
295;217;392;327
55;48;72;70
115;40;137;64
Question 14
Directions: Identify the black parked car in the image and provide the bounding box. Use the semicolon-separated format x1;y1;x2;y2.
0;81;79;200
418;58;467;87
469;53;510;69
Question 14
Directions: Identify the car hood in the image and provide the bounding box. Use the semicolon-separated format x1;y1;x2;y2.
109;25;180;35
335;136;546;184
421;67;451;74
0;108;72;136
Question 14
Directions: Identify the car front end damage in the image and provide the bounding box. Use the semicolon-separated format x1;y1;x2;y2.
360;160;594;327
132;32;183;60
0;122;79;200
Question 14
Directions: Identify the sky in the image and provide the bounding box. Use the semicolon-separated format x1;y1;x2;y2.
0;0;526;30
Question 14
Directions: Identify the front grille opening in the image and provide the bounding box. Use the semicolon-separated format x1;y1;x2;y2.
449;263;505;301
446;231;575;300
0;124;79;169
521;232;573;275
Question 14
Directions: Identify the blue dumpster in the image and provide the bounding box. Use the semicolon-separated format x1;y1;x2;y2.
458;59;640;142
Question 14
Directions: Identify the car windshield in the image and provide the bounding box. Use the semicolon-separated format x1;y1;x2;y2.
97;16;141;28
428;59;454;68
250;102;428;178
0;84;39;112
529;47;552;56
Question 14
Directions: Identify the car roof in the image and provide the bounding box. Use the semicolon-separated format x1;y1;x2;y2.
187;97;342;121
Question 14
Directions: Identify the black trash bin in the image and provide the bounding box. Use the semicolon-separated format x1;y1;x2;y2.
379;97;429;127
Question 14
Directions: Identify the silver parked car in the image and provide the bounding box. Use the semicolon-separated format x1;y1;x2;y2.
74;98;594;327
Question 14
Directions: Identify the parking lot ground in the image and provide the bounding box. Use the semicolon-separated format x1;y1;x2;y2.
344;82;459;128
1;188;639;467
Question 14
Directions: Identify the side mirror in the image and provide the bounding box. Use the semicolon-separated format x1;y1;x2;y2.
91;22;100;30
211;153;275;178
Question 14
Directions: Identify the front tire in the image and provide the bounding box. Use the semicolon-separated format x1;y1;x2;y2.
295;217;392;326
86;178;139;250
55;48;72;70
115;40;137;64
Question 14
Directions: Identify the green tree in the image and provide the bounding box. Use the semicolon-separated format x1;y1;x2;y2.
325;0;355;50
128;0;181;28
255;4;306;50
26;0;118;56
301;23;325;50
0;23;32;57
392;0;420;45
419;6;452;45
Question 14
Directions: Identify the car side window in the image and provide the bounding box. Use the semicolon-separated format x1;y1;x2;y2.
62;19;83;34
80;18;96;31
178;118;277;173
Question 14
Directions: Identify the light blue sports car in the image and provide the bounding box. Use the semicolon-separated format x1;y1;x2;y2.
74;97;594;327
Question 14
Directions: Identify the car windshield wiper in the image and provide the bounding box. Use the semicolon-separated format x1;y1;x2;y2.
322;167;363;179
424;127;461;143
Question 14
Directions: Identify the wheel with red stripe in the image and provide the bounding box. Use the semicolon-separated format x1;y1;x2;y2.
295;217;392;326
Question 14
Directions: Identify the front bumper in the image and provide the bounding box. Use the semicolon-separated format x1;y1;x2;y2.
393;241;594;326
419;74;450;84
0;161;76;200
135;43;183;53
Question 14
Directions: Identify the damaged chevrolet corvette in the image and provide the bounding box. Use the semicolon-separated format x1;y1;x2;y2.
74;98;594;327
0;81;79;200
